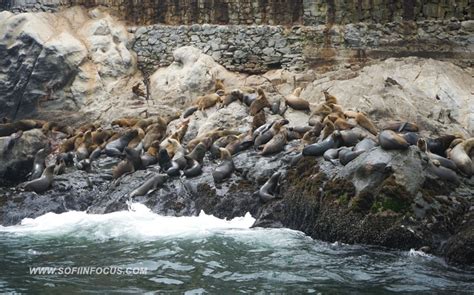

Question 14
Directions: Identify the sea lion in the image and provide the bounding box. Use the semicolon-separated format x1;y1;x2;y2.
302;122;324;145
212;148;235;184
323;91;338;105
0;119;43;137
254;119;289;148
127;128;145;149
124;147;143;170
42;122;74;136
285;88;310;111
309;103;332;126
196;93;222;111
75;122;100;134
143;122;167;150
112;158;135;179
402;132;419;146
448;138;473;176
271;99;281;115
321;120;335;140
334;117;355;130
337;130;361;147
187;129;240;151
30;147;50;180
418;138;457;171
215;79;225;92
339;148;364;165
183;106;199;118
260;129;288;156
91;128;113;147
130;174;168;197
76;130;92;160
323;147;343;162
111;118;139;128
355;112;378;135
89;146;102;160
303;133;341;157
133;118;156;130
259;171;281;202
183;157;203;178
242;92;258;107
53;158;66;175
2;130;23;155
382;121;419;133
427;135;456;157
23;165;54;194
170;119;190;143
354;138;377;153
249;88;271;115
188;142;207;163
105;129;139;157
158;148;172;172
427;160;459;183
378;130;409;150
75;158;91;172
252;110;266;131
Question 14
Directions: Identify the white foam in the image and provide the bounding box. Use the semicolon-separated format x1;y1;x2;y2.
0;202;256;240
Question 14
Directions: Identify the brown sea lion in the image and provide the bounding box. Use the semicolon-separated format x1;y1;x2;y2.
334;117;355;130
187;129;240;151
196;93;222;111
91;128;113;147
111;118;139;128
254;119;289;148
215;79;225;92
378;130;409;150
323;91;338;105
112;158;135;179
143;123;167;150
260;129;288;156
170;119;190;143
0;119;44;137
127;128;145;149
76;130;93;160
252;110;266;131
249;88;271;115
321;120;335;139
285;88;310;111
355;112;378;135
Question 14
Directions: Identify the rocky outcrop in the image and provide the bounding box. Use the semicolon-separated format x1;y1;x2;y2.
0;7;140;124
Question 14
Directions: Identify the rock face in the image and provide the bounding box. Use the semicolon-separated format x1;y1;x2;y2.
0;7;140;124
149;46;242;113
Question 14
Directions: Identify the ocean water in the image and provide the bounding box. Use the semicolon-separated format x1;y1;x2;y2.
0;203;472;293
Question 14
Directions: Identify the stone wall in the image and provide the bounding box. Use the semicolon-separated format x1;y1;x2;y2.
132;19;474;74
2;0;472;25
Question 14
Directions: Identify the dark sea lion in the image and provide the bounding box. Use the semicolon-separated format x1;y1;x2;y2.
337;130;361;147
130;174;168;197
140;152;158;167
158;148;172;172
259;171;281;202
271;99;281;115
260;129;288;156
448;138;473;176
339;148;364;165
75;158;92;172
212;148;235;184
427;135;456;157
402;132;419;146
427;160;459;183
183;106;199;118
127;128;145;149
89;146;102;160
53;159;66;175
354;138;377;153
323;147;343;162
286;129;302;141
30;147;50;180
285;88;310;111
302;122;324;145
23;165;54;194
249;88;271;115
419;138;457;171
242;92;258;107
303;133;341;157
183;157;203;178
124;147;143;170
378;130;409;150
105;129;138;157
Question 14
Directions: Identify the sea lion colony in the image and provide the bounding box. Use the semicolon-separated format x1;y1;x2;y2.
1;80;472;198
